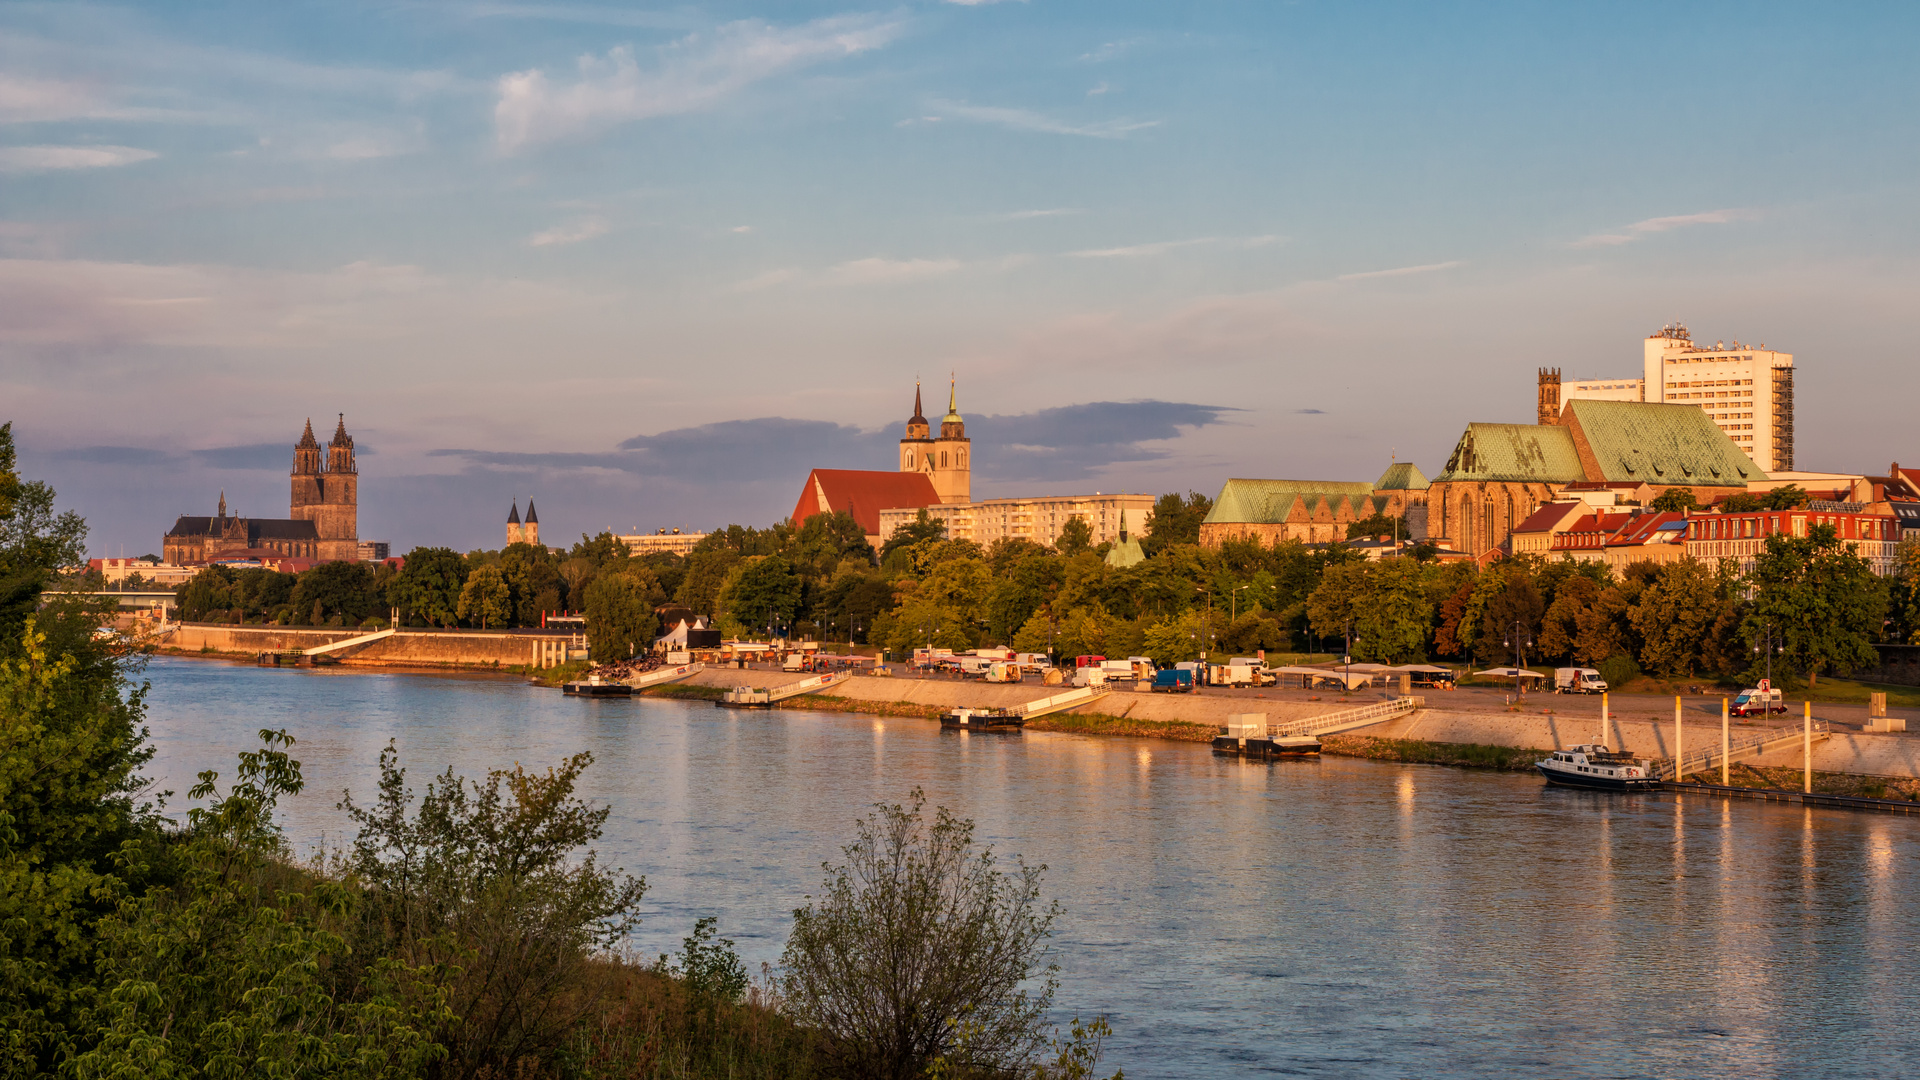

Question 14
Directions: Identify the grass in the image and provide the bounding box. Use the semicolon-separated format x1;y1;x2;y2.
1024;712;1217;742
518;659;592;687
1320;735;1547;772
1678;761;1920;801
562;960;820;1079
641;683;728;701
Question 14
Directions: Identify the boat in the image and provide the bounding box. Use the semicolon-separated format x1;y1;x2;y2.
563;676;632;697
940;707;1025;731
1536;744;1656;790
1211;735;1321;758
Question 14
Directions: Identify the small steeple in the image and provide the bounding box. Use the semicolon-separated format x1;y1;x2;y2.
944;375;961;423
525;499;538;524
911;381;927;425
297;418;320;450
218;490;227;518
508;500;521;525
330;413;353;448
1117;508;1127;541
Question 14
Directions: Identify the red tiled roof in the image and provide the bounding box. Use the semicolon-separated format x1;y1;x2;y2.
1513;501;1586;535
792;469;942;536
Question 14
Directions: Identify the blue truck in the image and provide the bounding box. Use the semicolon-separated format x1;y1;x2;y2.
1151;668;1195;693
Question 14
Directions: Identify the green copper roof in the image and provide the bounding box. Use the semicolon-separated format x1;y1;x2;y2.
1433;424;1584;484
1104;534;1146;567
1565;399;1753;488
1204;479;1377;524
1373;461;1430;490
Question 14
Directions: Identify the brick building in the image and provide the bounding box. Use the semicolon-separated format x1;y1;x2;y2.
1197;463;1430;548
163;416;361;565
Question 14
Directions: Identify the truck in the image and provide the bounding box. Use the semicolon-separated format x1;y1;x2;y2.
1151;668;1195;693
1553;667;1608;694
1101;659;1138;682
1015;652;1053;674
1731;687;1786;717
957;656;995;677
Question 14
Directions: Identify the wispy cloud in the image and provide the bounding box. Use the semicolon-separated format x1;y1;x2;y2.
823;257;963;286
1000;208;1081;220
931;100;1158;139
1087;81;1111;96
528;216;610;246
0;145;158;173
0;73;115;123
1573;208;1755;248
1071;235;1280;259
944;0;1027;5
1079;40;1138;63
1337;260;1462;281
494;14;903;151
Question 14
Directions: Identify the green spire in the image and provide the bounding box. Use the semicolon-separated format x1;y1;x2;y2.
944;375;961;423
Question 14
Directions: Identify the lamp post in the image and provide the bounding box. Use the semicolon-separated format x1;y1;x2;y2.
1503;620;1535;702
1231;584;1251;625
1753;623;1783;712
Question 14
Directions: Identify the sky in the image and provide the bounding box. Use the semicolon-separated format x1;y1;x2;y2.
4;1;1918;556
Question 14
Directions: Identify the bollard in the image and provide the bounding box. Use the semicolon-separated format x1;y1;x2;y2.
1728;699;1743;780
1675;696;1684;782
1804;700;1813;794
1601;692;1610;750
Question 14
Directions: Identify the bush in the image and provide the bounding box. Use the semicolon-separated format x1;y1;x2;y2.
779;790;1064;1080
1598;653;1640;691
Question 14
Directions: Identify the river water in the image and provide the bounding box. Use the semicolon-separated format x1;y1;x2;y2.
139;657;1918;1078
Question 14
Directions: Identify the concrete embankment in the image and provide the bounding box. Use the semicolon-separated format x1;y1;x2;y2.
1363;706;1920;781
155;623;577;669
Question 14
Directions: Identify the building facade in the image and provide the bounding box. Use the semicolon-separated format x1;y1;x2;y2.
1685;508;1900;577
290;416;360;562
878;491;1156;549
1198;464;1431;549
617;529;708;556
898;380;971;504
1429;399;1755;557
1548;323;1795;472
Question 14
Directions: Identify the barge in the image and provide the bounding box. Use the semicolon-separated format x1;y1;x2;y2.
940;707;1026;731
1536;744;1656;790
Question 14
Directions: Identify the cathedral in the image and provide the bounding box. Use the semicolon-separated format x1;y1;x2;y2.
164;415;361;565
506;499;540;546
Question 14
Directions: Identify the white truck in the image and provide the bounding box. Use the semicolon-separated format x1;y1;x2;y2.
983;661;1023;683
1101;659;1138;683
1553;667;1608;694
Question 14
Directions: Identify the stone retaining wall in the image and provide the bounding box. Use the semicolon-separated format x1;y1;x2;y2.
157;623;576;668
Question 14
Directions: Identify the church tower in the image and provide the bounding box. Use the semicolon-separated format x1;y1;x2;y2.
1537;367;1562;425
290;414;360;562
931;377;970;504
899;382;934;474
507;500;523;546
523;500;539;547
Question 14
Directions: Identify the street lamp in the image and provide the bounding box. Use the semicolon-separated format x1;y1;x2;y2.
1503;621;1535;702
1343;619;1360;694
1754;624;1783;706
1231;583;1251;624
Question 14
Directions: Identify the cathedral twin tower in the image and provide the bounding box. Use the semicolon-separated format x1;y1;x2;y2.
291;415;360;562
898;379;971;504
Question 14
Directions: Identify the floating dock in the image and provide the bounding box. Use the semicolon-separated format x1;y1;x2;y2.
941;707;1025;731
1212;734;1322;758
563;677;632;697
716;671;847;709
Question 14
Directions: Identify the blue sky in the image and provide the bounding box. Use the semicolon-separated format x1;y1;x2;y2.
5;1;1918;554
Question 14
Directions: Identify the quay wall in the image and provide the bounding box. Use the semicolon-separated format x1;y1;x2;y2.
156;623;576;668
1364;708;1920;780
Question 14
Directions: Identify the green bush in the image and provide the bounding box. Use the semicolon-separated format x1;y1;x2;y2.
1598;653;1640;691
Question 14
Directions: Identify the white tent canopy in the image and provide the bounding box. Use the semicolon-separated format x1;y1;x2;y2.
1475;667;1547;680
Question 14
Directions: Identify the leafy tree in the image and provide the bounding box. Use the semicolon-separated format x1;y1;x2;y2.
1474;571;1545;666
1650;488;1702;513
1538;575;1601;663
1306;559;1435;663
721;555;801;635
388;546;470;627
1760;484;1809;510
1893;539;1920;645
499;542;564;627
457;565;512;629
1054;517;1094;557
1630;558;1721;677
880;510;946;562
291;559;383;626
1221;612;1288;654
1741;524;1887;683
1141;491;1212;555
582;573;658;659
1012;610;1057;657
1142;613;1208;664
1574;583;1639;667
1719;491;1765;512
0;423;88;640
781;791;1060;1080
1344;513;1405;540
176;565;239;621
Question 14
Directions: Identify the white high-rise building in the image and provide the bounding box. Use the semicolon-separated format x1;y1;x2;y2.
1553;324;1795;473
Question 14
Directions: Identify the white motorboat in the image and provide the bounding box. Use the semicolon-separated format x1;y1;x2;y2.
1536;744;1657;791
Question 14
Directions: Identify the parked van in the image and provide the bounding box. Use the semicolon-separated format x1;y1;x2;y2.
1072;666;1109;688
957;656;994;676
1731;687;1786;717
1553;667;1608;694
984;661;1022;683
782;653;806;672
1151;668;1195;693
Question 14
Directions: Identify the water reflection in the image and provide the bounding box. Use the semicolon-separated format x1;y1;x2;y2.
141;658;1920;1079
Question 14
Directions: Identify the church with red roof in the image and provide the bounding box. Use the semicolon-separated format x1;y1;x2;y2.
791;380;970;550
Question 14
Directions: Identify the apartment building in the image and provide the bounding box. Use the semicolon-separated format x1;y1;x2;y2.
879;492;1156;549
1685;508;1900;577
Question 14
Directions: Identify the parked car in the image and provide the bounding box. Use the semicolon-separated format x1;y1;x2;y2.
1151;668;1195;693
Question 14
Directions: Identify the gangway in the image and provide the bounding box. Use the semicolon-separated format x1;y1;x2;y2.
626;662;701;690
1017;684;1112;720
1267;696;1424;738
1653;717;1829;780
302;628;395;657
717;671;847;708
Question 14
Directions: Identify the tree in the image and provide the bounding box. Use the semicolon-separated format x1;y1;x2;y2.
780;791;1059;1080
290;559;382;626
1650;488;1701;513
176;565;238;621
1761;484;1809;510
388;547;469;627
1141;491;1212;554
720;555;801;634
499;542;564;627
1142;613;1207;664
1742;524;1888;684
581;573;657;659
1306;559;1435;663
1054;517;1094;557
457;565;512;629
1630;559;1721;677
0;422;88;640
880;510;946;562
1893;539;1920;645
1345;513;1405;540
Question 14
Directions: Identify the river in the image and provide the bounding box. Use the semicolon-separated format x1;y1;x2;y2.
139;657;1919;1078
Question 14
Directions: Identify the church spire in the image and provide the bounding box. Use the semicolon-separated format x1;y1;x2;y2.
297;418;319;450
911;381;927;424
508;500;521;525
944;375;960;423
218;490;227;518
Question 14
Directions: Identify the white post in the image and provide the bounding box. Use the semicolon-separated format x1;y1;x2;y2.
1728;699;1743;780
1674;696;1683;782
1600;692;1609;750
1804;700;1812;794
